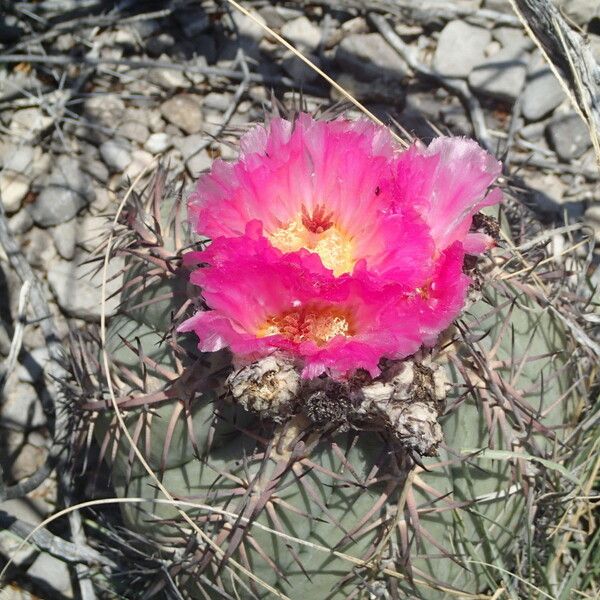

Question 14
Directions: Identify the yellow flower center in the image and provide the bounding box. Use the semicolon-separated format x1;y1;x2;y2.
258;305;353;346
266;205;355;276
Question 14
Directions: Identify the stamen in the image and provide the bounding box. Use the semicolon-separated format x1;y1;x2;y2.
258;305;353;346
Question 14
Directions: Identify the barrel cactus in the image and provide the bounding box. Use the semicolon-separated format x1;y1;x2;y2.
71;110;594;599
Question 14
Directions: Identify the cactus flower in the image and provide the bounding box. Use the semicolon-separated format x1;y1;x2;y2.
181;114;501;378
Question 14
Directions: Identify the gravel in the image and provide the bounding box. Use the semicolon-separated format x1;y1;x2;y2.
433;21;491;78
51;220;77;260
47;257;123;321
160;94;204;134
100;138;133;172
546;113;593;161
336;33;407;81
468;46;528;102
521;61;565;121
145;132;171;154
29;156;95;226
281;16;321;52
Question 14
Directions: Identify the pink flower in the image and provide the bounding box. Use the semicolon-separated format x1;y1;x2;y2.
179;234;423;379
180;114;502;379
188;113;434;285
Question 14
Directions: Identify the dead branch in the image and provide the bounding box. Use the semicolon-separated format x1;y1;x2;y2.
0;509;116;569
511;0;600;165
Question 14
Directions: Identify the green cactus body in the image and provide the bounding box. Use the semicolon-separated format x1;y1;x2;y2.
81;171;584;599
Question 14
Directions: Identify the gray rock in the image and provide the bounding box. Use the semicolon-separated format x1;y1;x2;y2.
330;73;406;105
27;552;73;598
118;120;150;144
160;94;203;134
230;10;267;42
186;148;212;175
519;121;546;142
176;133;206;161
51;220;77;260
281;51;321;83
280;16;321;52
24;227;56;267
0;171;29;213
145;32;175;57
174;6;210;38
148;63;190;89
30;157;94;226
1;381;47;429
145;132;171;154
584;205;600;242
521;55;565;121
80;157;109;182
8;209;33;235
203;91;233;112
555;0;600;27
83;95;125;128
123;149;153;180
10;107;53;141
0;145;43;212
546;113;592;161
433;21;491;78
493;27;533;51
336;33;406;81
100;138;132;173
468;46;528;102
47;257;123;321
17;347;50;384
3;145;35;174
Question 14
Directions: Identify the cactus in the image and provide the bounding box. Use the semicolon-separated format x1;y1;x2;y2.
71;150;593;600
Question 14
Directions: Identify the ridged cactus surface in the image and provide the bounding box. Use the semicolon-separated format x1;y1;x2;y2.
70;164;590;600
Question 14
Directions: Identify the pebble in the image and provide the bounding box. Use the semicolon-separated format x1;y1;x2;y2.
81;157;110;182
433;21;491;78
8;209;33;235
468;46;528;102
0;171;29;213
51;220;77;260
281;51;321;83
556;0;600;27
336;33;407;81
123;149;153;180
30;156;94;226
118;120;150;144
174;6;210;38
522;56;565;121
203;91;233;112
175;133;207;161
10;107;53;141
83;95;125;128
230;10;267;42
145;132;171;154
1;381;47;429
493;27;533;52
17;347;50;384
584;205;600;242
0;145;45;212
47;257;123;321
186;148;212;175
24;227;56;267
27;552;74;598
145;32;175;57
100;138;132;172
148;63;190;89
281;16;321;52
330;73;406;105
546;113;592;161
160;94;203;134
